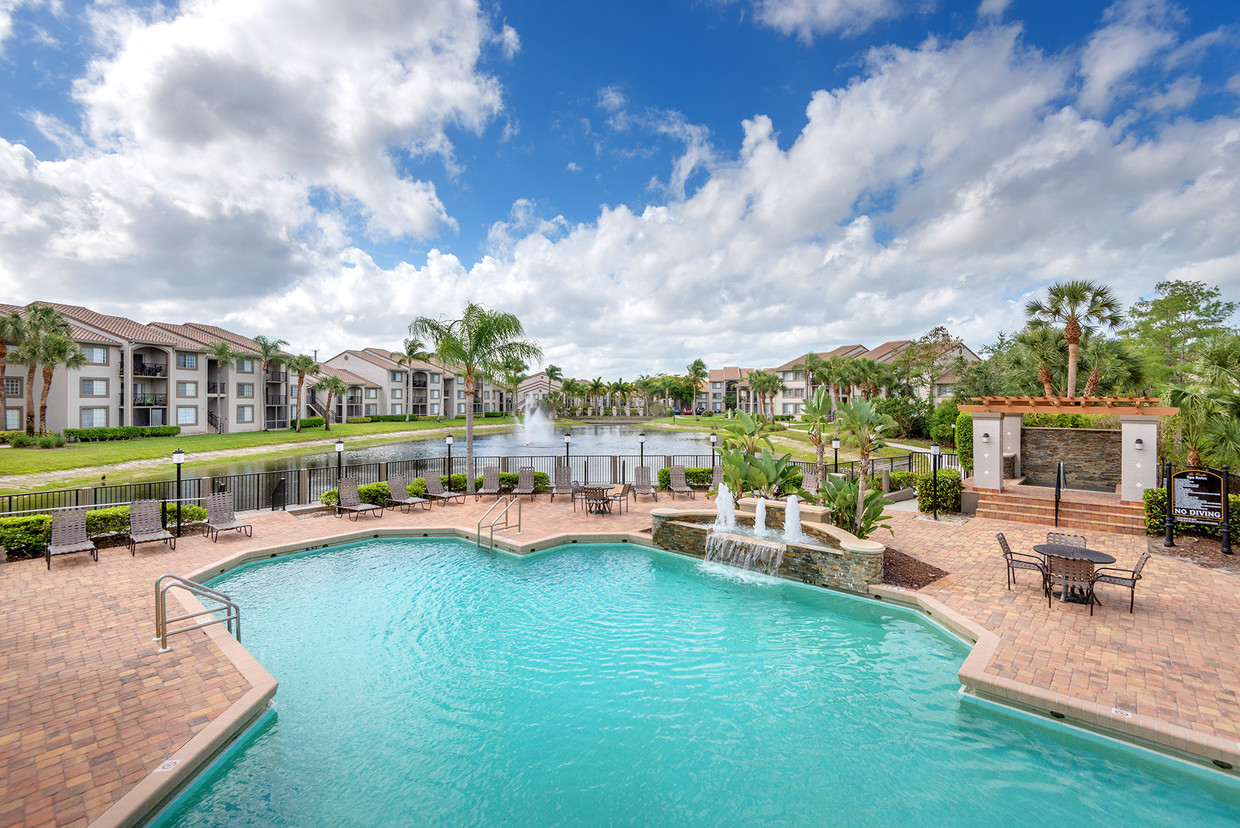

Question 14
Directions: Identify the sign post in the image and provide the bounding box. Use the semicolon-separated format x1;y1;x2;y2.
1164;461;1175;548
1170;466;1228;552
1223;465;1232;556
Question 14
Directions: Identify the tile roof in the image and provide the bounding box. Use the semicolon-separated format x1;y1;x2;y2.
47;303;203;350
315;363;378;388
0;303;109;345
861;340;912;362
182;323;264;355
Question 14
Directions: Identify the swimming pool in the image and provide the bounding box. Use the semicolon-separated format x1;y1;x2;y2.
152;539;1240;826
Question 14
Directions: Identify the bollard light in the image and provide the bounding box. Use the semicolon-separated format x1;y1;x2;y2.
831;437;840;473
336;439;344;481
639;431;646;465
564;432;572;462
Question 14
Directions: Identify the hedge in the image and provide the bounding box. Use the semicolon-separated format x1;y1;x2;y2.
317;472;551;506
916;468;962;513
658;467;802;493
0;503;207;560
483;411;507;418
346;417;372;424
63;425;181;442
888;470;918;491
955;412;973;476
0;430;24;445
1142;487;1240;537
291;417;325;429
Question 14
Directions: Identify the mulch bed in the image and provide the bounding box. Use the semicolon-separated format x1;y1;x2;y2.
1148;534;1240;574
884;546;949;590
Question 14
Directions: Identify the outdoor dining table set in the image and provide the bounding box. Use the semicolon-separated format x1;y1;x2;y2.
999;532;1151;615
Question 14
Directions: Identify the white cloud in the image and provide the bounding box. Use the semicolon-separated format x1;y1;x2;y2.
977;0;1011;18
497;23;520;59
566;161;582;172
1077;0;1180;114
752;0;905;40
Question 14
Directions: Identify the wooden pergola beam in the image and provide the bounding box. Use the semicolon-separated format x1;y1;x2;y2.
958;395;1177;416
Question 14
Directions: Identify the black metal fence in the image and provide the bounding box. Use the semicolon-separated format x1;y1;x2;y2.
0;450;959;517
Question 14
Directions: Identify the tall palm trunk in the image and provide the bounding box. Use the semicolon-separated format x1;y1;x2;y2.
24;362;36;435
1038;363;1055;397
464;372;476;493
295;373;306;432
39;365;55;435
405;370;412;421
1064;317;1082;397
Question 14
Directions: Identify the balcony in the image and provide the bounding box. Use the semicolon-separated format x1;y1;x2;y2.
265;395;288;405
207;382;223;394
132;361;167;378
133;392;168;407
265;369;287;384
345;396;363;406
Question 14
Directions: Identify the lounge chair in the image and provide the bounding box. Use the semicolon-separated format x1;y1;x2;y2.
551;466;573;502
608;483;633;514
668;466;695;500
1092;552;1151;613
46;508;97;570
633;467;657;501
128;500;175;555
336;477;383;521
204;492;253;542
386;474;430;512
998;533;1045;594
424;474;465;506
476;467;502;501
512;467;538;500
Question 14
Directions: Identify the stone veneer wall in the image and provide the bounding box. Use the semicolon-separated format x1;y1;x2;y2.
1020;427;1121;491
650;511;884;594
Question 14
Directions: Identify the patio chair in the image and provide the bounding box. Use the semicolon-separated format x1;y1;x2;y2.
583;486;610;514
997;533;1045;595
1046;532;1087;549
710;466;724;493
336;477;383;521
1047;554;1097;614
204;492;253;542
476;467;502;501
633;467;657;501
668;466;695;500
385;474;430;512
608;483;633;514
512;467;538;500
571;480;588;512
800;470;819;500
46;508;97;570
424;474;465;506
1092;552;1151;614
551;466;573;502
128;500;175;555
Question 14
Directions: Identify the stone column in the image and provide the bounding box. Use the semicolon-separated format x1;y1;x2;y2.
971;412;1004;492
1120;415;1160;504
1001;413;1023;478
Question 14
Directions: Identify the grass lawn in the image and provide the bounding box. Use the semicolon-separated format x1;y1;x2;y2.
0;418;517;476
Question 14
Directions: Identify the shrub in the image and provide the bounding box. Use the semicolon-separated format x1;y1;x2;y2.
483;411;507;418
916;468;962;514
0;430;23;444
1142;487;1240;537
291;417;325;430
472;471;551;493
0;503;206;560
657;467;714;490
37;433;66;449
955;412;973;476
928;399;959;446
64;426;180;442
9;434;37;447
345;417;373;424
873;396;931;438
888;470;918;491
772;414;795;422
1022;413;1101;429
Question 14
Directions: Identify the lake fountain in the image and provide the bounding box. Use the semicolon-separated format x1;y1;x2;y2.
522;406;554;445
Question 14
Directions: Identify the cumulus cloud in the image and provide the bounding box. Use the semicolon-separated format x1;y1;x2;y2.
1077;0;1181;114
977;0;1011;18
751;0;905;40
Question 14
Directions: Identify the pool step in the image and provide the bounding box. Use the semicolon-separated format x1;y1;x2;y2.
975;493;1147;536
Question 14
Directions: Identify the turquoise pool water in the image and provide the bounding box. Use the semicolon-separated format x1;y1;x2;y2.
153;540;1240;827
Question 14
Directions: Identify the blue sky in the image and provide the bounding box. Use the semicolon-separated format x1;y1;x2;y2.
1;0;1238;376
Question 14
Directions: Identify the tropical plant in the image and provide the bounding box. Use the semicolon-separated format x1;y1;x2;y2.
586;377;607;414
205;341;245;434
819;475;892;539
561;378;583;414
1079;337;1145;397
793;353;827;399
800;386;834;486
545;364;563;384
834;399;897;537
715;409;773;456
715;445;800;500
824;354;858;409
410;303;542;494
686;359;708;419
541;390;564;420
1012;326;1068;396
498;355;528;414
0;309;24;425
251;335;288;379
285;354;320;431
313;375;348;431
746;369;784;419
1122;279;1239;388
389;337;432;423
35;333;86;435
1025;280;1123;397
11;304;72;435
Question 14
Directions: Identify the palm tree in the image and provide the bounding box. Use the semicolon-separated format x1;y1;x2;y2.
746;370;783;419
313;375;348;431
1013;327;1069;396
686;359;708;419
1080;338;1145;397
390;337;433;422
250;335;289;429
793;353;827;399
545;364;564;384
206;341;244;434
851;358;882;401
561;378;583;415
286;354;320;431
1025;280;1123;397
0;310;26;425
498;355;528;414
12;304;72;435
587;377;607;414
834;399;897;537
800;386;834;490
542;390;564;420
35;333;86;435
410;303;542;494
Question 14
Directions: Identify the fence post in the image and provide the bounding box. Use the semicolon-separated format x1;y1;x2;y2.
299;468;310;506
611;455;619;482
78;487;93;507
379;461;388;482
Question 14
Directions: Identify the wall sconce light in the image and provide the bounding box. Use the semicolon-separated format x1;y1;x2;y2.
981;433;990;443
1134;438;1144;451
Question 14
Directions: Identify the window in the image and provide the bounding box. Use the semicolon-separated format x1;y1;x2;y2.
80;408;107;428
237;383;254;398
457;390;465;399
79;378;108;397
176;406;197;426
82;346;107;364
711;381;721;389
782;403;795;414
712;393;721;399
457;403;465;414
430;404;439;415
392;404;403;415
5;408;21;429
237;359;254;373
289;386;298;399
365;388;377;399
430;373;441;384
176;381;197;397
483;391;490;399
176;352;197;370
457;374;466;381
391;388;402;399
365;404;377;416
795;371;804;381
237;405;254;423
430;389;439;399
4;377;21;397
390;371;402;383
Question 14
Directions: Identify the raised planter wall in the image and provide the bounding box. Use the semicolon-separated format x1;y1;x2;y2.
1020;427;1121;491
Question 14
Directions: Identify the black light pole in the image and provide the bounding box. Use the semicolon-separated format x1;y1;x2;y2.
710;433;717;466
639;431;645;465
930;441;941;521
335;439;344;482
1222;465;1232;556
173;449;184;538
832;437;840;474
564;432;572;463
445;434;453;479
1164;460;1175;548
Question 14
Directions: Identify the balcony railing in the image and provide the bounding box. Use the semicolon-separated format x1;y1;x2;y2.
346;396;363;406
132;393;168;407
265;370;287;383
132;362;167;377
265;395;287;405
207;382;222;394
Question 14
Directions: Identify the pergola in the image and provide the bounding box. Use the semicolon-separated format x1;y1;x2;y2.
957;396;1178;503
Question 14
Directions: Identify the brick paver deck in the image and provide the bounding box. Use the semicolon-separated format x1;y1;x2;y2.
2;494;1237;826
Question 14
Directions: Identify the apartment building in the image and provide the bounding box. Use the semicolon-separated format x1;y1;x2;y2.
695;367;750;413
324;348;504;419
516;371;562;413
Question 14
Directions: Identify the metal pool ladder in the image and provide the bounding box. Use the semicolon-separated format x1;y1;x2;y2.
478;496;521;551
154;574;240;653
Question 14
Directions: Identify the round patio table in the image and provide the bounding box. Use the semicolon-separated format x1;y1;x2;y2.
1033;544;1116;603
581;483;617;514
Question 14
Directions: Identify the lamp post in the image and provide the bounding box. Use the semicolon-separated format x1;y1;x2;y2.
710;432;717;467
335;439;344;482
445;434;453;479
564;432;572;463
930;441;941;521
639;431;645;465
173;449;184;538
831;437;840;474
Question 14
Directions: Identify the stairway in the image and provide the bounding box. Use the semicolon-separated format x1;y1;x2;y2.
975;490;1147;536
